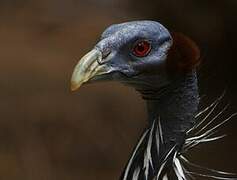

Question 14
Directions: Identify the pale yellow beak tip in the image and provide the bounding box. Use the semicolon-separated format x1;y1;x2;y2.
70;81;81;92
70;49;107;92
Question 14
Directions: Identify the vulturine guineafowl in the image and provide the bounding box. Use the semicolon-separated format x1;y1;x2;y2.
70;21;237;180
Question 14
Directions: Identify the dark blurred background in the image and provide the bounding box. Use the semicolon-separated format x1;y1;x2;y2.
0;0;237;179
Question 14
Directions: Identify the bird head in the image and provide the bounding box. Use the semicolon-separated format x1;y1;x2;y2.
71;21;200;92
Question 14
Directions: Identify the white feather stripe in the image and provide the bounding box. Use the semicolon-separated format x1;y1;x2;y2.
188;113;237;144
162;174;168;180
132;167;141;180
155;117;163;158
173;156;186;180
186;171;237;180
183;134;226;152
194;91;225;119
180;155;237;176
187;134;226;145
158;118;164;144
156;160;167;180
155;123;160;156
185;112;237;151
144;120;155;179
155;145;177;180
195;104;229;135
188;92;225;134
123;130;149;180
163;145;177;162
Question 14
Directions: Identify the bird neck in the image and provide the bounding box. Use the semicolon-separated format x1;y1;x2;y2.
145;72;199;145
120;72;199;180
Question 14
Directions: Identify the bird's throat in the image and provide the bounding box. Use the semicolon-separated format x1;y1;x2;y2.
121;72;199;180
145;72;199;146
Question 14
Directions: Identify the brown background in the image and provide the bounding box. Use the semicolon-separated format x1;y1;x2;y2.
0;0;237;179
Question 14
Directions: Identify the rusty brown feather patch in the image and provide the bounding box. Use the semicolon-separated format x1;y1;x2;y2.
167;32;201;75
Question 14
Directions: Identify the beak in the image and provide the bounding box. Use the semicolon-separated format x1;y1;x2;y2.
71;49;111;91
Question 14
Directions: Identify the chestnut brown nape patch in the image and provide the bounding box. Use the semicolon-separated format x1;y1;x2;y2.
167;32;201;75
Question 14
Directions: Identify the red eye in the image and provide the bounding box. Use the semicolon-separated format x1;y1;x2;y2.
132;40;151;57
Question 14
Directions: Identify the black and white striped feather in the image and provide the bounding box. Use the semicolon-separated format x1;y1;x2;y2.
121;94;237;180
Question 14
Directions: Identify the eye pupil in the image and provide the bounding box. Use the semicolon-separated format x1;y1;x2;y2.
137;44;145;52
132;41;151;57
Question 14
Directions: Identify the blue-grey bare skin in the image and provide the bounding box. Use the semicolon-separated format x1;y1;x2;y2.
93;21;173;88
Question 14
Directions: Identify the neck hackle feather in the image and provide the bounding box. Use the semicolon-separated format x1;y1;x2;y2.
120;92;237;180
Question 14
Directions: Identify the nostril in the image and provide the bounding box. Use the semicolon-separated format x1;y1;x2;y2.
102;49;111;59
98;49;111;64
